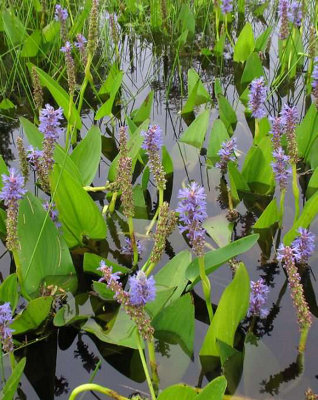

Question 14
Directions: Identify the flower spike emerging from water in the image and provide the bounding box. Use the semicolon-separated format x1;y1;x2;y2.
271;147;292;190
60;41;76;95
269;116;283;151
0;302;14;353
248;278;269;318
291;228;315;265
0;168;27;251
248;77;267;119
216;137;237;173
280;104;298;164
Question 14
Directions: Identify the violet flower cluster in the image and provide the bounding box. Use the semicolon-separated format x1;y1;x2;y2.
121;237;143;257
141;125;166;190
291;227;315;264
55;4;68;42
280;104;298;163
221;0;233;14
278;0;289;40
277;239;313;331
43;202;61;229
269;116;283;151
248;77;267;119
216;137;237;172
312;58;318;107
271;147;292;190
0;302;14;353
75;33;88;66
177;182;207;257
248;278;269;319
0;168;27;251
60;41;76;95
288;1;302;27
97;261;155;341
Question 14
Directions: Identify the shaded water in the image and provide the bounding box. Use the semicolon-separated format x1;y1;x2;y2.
1;9;318;399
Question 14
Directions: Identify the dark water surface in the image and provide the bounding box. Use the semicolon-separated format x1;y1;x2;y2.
0;16;318;400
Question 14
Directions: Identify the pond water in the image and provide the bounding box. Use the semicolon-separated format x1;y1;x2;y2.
0;2;318;399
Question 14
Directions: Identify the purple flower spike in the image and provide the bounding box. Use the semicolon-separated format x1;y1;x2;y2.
121;237;143;256
39;104;64;141
0;168;26;207
221;0;233;14
141;125;163;153
280;104;298;133
216;137;237;172
129;271;156;306
176;182;207;257
271;147;292;190
288;1;302;27
75;34;87;49
27;146;43;171
278;0;289;40
60;41;72;54
0;302;14;353
269;116;283;151
248;278;270;318
312;58;318;104
291;228;315;264
55;4;68;21
248;77;267;119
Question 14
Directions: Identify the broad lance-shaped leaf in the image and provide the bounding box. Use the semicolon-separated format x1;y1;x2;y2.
11;296;53;335
200;263;250;358
20;117;82;183
70;126;101;186
296;104;318;161
253;198;279;229
241;52;265;85
182;69;211;114
203;215;234;248
0;358;26;400
179;109;210;149
196;376;227;400
186;234;259;287
207;119;229;165
95;70;124;120
306;166;318;199
133;91;154;126
30;65;82;129
50;164;107;248
233;22;255;63
152;293;195;357
157;384;198;400
14;192;76;298
217;95;237;134
283;190;318;245
0;274;19;312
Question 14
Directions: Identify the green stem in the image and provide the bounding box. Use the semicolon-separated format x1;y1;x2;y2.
255;119;259;139
227;184;234;211
128;216;138;266
147;339;159;394
279;188;286;228
298;326;310;354
136;333;157;400
145;262;156;276
68;384;128;400
0;346;4;384
83;185;110;192
198;256;213;323
292;163;300;223
146;189;164;236
108;192;118;214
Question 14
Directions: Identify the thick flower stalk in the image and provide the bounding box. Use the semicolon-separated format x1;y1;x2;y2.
281;104;298;164
61;41;76;96
288;1;302;27
270;116;283;151
75;34;87;67
0;302;14;353
38;104;64;192
147;202;177;272
87;0;99;57
312;58;318;108
248;77;267;119
248;278;269;318
16;137;29;184
141;125;166;191
221;0;233;14
278;0;289;40
277;244;312;336
0;168;26;251
216;137;237;173
55;4;68;42
271;147;292;191
291;228;315;265
31;66;43;110
98;262;154;341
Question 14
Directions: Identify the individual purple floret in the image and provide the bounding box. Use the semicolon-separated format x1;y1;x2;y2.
291;228;315;264
278;0;289;40
248;77;267;119
43;202;62;229
98;261;121;284
60;41;72;54
176;182;207;257
288;1;302;27
121;237;143;256
221;0;233;14
75;34;88;66
248;278;269;318
141;124;163;153
0;168;26;206
39;104;64;141
271;147;292;190
312;58;318;106
0;302;14;353
269;116;283;151
129;271;156;306
55;4;68;21
216;137;237;172
27;146;43;171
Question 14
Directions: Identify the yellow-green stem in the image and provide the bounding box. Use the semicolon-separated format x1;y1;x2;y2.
147;339;159;394
298;326;310;353
109;192;118;214
68;383;128;400
146;189;164;235
291;163;300;223
227;184;234;211
198;256;213;323
279;188;286;228
136;333;157;400
128;216;138;266
145;261;156;276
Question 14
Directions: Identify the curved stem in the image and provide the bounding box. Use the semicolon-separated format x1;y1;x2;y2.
198;256;213;323
136;333;157;400
291;163;300;223
68;383;128;400
146;189;164;236
108;192;118;214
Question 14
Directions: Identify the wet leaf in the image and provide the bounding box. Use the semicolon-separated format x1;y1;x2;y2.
200;263;250;357
203;214;234;247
